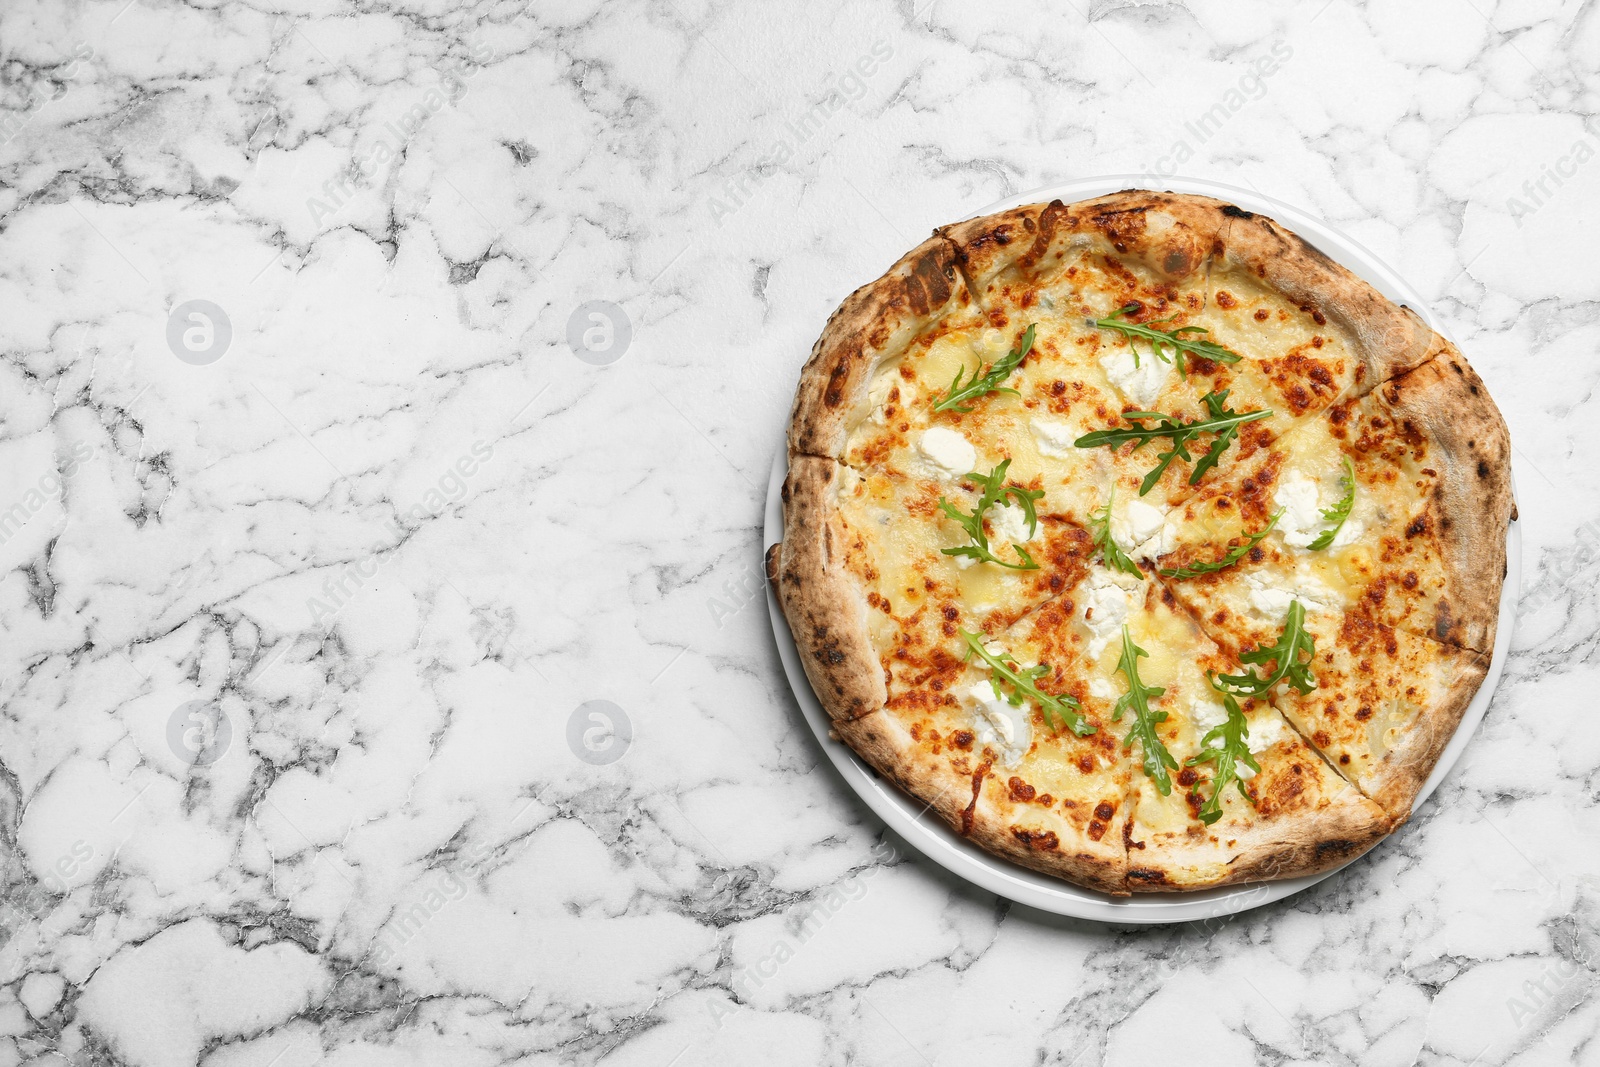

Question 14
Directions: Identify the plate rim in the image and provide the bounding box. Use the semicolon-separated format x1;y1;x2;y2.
761;175;1521;924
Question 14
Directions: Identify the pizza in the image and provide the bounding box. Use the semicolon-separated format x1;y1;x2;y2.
768;191;1514;895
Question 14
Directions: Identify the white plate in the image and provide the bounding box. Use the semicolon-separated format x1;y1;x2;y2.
762;176;1521;923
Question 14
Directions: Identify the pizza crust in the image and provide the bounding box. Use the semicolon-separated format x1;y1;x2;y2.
1126;784;1393;892
1216;205;1439;394
1358;649;1489;822
940;189;1229;297
1367;348;1513;652
833;710;1130;895
787;233;974;461
770;457;886;722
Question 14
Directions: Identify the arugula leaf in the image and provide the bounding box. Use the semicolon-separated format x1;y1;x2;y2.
934;324;1036;413
960;629;1094;737
1307;456;1357;551
1073;390;1272;495
1088;489;1142;577
1111;626;1178;794
1188;389;1256;485
1213;600;1318;696
1186;691;1260;825
1160;510;1282;580
1093;304;1243;376
938;459;1045;571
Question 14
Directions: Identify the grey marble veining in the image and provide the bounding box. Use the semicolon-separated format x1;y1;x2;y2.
0;0;1596;1063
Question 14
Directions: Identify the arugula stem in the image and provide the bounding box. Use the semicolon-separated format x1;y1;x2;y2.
1186;691;1260;825
1092;304;1243;376
1212;600;1318;696
934;324;1036;413
1073;390;1271;495
1160;511;1283;580
937;459;1044;571
960;630;1094;737
1112;626;1178;794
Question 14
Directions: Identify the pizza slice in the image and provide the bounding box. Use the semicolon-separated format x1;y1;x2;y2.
834;282;1182;533
940;195;1221;413
769;456;1097;723
1159;567;1488;822
829;566;1134;894
1144;346;1512;654
930;557;1390;892
789;232;986;462
1074;207;1441;436
1036;563;1391;890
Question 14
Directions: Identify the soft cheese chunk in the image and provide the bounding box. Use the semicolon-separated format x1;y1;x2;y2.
1190;696;1229;733
1100;346;1171;407
1246;714;1290;754
1083;566;1145;659
1275;471;1324;548
918;427;977;479
1242;570;1335;621
1276;468;1363;549
964;679;1031;767
1235;713;1293;779
1030;417;1081;459
1113;498;1176;559
868;369;912;426
989;501;1034;546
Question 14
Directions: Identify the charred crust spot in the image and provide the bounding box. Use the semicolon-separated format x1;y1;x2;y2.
1128;867;1168;884
1221;204;1254;219
1477;460;1490;478
1339;754;1351;764
1434;600;1456;643
1092;207;1149;252
905;251;955;317
1008;776;1036;802
823;360;852;407
1020;200;1070;271
952;730;975;749
1177;767;1200;787
1093;801;1115;821
960;764;989;835
1012;827;1060;851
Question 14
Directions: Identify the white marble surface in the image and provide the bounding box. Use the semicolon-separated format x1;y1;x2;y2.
0;0;1596;1063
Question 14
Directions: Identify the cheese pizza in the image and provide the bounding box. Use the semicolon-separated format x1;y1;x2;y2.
770;191;1513;894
